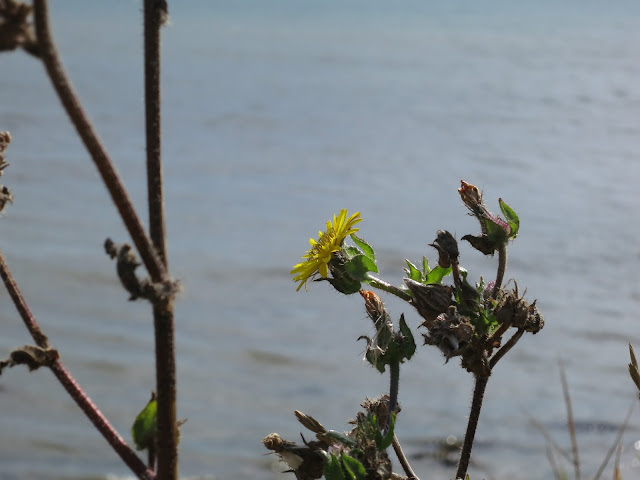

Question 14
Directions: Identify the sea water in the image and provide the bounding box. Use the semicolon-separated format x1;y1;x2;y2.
0;1;639;478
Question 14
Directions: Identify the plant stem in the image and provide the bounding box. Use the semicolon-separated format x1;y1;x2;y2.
366;275;412;302
0;249;154;480
386;360;400;433
489;328;524;370
491;244;507;299
50;359;156;480
143;2;177;479
455;375;489;480
0;249;49;348
144;0;167;266
32;0;167;284
392;435;419;480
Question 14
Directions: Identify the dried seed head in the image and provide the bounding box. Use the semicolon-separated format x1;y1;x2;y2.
429;230;459;268
404;279;452;328
494;288;544;334
422;306;473;360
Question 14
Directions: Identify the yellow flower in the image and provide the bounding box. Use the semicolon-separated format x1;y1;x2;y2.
291;209;362;291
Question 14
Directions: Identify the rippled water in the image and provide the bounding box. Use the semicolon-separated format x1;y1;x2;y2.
1;1;640;479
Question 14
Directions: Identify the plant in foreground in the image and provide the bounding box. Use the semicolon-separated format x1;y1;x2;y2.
264;181;544;480
0;1;179;478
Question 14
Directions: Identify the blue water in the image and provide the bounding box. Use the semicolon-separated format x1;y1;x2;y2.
1;1;640;479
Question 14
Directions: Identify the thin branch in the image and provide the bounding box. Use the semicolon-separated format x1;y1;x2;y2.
0;249;154;480
50;359;156;480
455;374;489;480
0;248;49;348
592;401;634;480
392;435;419;480
31;0;166;284
558;360;580;480
489;328;524;370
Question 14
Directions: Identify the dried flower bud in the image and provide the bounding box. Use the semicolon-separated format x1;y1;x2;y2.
404;279;452;328
0;2;39;55
458;180;484;215
429;230;459;268
0;185;13;213
359;289;389;329
262;433;326;479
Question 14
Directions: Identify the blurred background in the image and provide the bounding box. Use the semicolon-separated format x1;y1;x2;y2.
1;1;639;479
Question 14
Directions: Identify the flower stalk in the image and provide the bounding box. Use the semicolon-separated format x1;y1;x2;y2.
367;274;412;302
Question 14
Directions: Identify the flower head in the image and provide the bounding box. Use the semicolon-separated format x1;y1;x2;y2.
291;209;362;291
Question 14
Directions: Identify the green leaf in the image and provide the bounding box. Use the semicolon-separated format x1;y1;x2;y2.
341;453;366;480
425;265;452;284
324;453;345;480
345;255;378;281
131;394;157;451
350;234;375;261
484;218;508;244
404;260;421;281
499;198;520;237
398;315;416;361
422;256;430;276
323;430;357;448
344;246;362;259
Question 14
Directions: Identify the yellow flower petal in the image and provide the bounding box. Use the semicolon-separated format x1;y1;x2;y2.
291;209;362;291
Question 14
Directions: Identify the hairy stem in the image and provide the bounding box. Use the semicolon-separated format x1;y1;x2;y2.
0;249;49;348
0;250;153;480
392;435;419;480
386;360;400;433
143;2;177;479
32;0;166;283
491;244;507;299
455;375;489;480
366;275;412;302
50;360;156;480
144;0;167;266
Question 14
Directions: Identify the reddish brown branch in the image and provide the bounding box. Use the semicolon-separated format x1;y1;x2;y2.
0;249;154;480
50;359;156;480
31;0;166;284
0;248;48;348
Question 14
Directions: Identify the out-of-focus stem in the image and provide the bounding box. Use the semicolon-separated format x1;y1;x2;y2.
392;435;419;480
50;359;156;480
144;0;167;266
0;249;49;348
32;0;166;284
143;1;178;479
0;249;154;480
